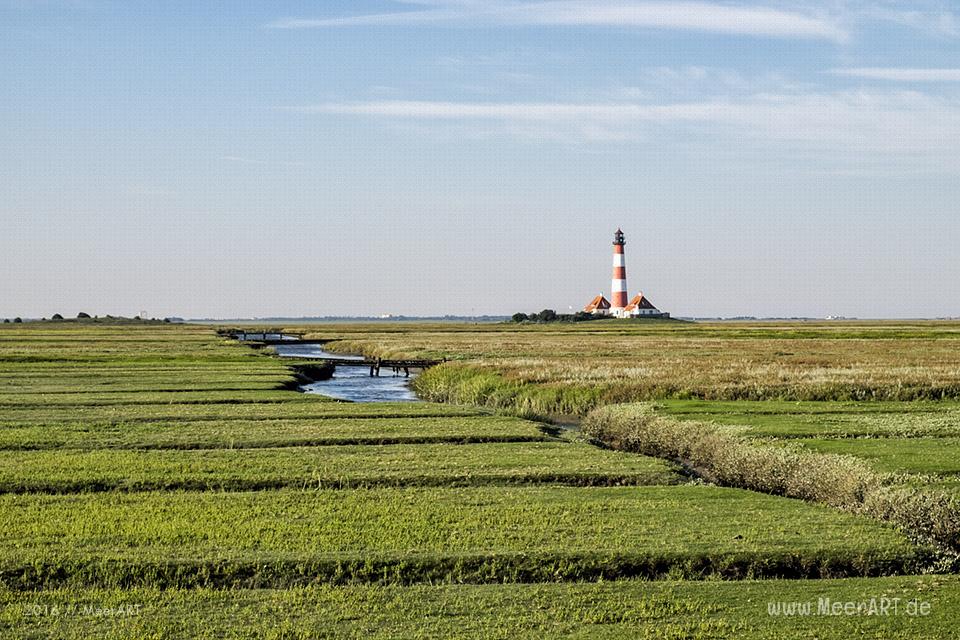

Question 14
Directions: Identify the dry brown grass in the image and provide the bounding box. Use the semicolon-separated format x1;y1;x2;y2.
300;321;960;406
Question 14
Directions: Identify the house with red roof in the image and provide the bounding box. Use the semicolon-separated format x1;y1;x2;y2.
583;294;612;315
623;292;668;318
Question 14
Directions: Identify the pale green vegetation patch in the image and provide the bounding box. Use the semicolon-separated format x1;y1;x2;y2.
656;400;960;439
2;320;958;638
0;415;544;450
584;404;960;555
0;389;329;407
0;442;678;492
3;576;959;639
309;320;960;407
0;401;484;427
0;486;917;588
795;438;960;476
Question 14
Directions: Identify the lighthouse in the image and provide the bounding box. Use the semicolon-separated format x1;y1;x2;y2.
611;228;628;313
582;227;669;319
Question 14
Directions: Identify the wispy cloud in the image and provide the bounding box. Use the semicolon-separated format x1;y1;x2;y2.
268;1;848;42
289;100;733;120
830;67;960;81
284;92;960;157
858;3;959;38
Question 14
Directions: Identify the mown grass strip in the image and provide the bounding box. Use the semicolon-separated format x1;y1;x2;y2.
0;416;551;451
0;486;920;588
0;380;293;394
793;438;960;476
656;400;960;439
0;390;328;407
584;403;960;553
655;399;960;416
0;442;677;493
0;402;485;426
4;576;960;639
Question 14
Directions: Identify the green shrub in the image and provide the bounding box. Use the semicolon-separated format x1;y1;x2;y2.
538;309;558;322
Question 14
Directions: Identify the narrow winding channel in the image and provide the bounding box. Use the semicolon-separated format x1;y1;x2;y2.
274;343;419;403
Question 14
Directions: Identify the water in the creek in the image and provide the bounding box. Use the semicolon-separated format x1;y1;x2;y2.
274;343;418;402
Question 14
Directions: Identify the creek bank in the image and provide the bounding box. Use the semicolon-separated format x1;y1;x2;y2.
283;363;336;389
273;343;420;403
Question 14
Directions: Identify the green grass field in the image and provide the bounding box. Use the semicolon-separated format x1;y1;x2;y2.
0;415;548;450
656;400;960;438
791;438;960;476
6;576;960;640
0;441;681;492
303;320;960;409
653;400;960;479
1;487;918;588
0;400;484;426
1;321;959;637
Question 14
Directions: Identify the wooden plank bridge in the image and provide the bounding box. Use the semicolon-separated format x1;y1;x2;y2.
220;328;441;376
340;357;442;378
218;329;328;345
294;356;440;378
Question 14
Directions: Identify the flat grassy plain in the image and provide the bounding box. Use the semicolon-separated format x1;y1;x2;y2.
6;576;960;639
2;321;959;637
4;486;917;589
310;320;960;408
0;441;681;492
311;321;960;486
0;415;548;450
652;400;960;481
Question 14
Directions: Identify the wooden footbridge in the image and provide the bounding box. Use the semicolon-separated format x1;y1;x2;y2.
220;328;442;376
219;329;328;345
347;357;442;377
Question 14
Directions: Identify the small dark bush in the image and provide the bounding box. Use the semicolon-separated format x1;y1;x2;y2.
77;312;91;319
51;313;64;320
538;309;558;322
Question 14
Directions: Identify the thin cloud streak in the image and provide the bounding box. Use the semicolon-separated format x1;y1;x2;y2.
285;93;960;154
268;1;848;42
288;100;737;120
830;67;960;81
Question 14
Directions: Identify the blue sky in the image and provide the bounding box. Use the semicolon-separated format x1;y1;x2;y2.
2;1;959;318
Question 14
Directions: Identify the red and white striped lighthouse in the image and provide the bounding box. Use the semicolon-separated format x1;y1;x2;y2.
611;228;628;313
